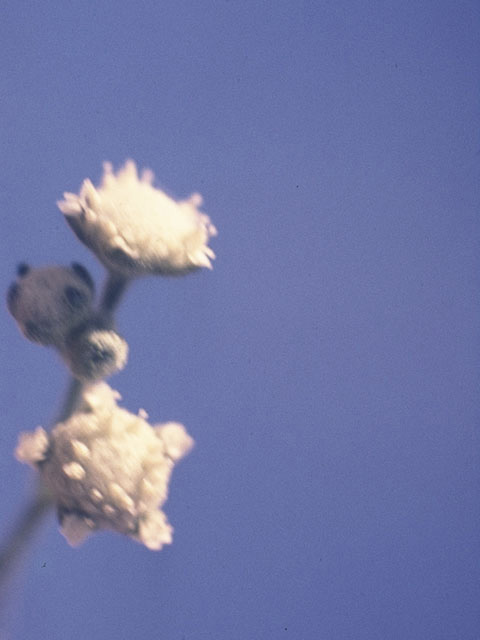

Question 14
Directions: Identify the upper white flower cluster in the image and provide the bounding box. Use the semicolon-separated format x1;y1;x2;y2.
16;383;194;549
58;160;217;277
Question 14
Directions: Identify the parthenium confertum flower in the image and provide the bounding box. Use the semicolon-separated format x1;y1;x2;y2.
57;160;217;276
15;383;194;550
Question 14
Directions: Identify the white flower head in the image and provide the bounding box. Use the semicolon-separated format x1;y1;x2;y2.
15;383;194;550
58;160;217;277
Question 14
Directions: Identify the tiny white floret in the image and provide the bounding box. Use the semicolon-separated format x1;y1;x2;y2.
15;427;49;467
62;461;85;480
155;422;195;462
61;513;94;547
138;511;173;550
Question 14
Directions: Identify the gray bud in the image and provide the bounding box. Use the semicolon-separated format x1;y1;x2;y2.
63;323;128;381
7;264;95;347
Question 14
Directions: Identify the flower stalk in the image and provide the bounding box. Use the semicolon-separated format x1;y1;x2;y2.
1;160;216;615
0;484;52;600
98;271;130;323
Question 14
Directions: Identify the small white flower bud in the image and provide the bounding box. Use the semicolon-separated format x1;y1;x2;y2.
7;263;95;347
58;160;217;277
63;323;128;382
15;383;193;550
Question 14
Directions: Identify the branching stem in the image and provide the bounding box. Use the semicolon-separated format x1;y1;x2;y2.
0;268;128;614
98;271;130;324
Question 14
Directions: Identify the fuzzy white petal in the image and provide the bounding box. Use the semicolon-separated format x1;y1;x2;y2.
15;427;49;467
155;422;195;462
61;513;94;547
138;511;173;550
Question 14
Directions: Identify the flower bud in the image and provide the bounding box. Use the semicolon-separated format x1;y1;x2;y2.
63;322;128;382
7;263;95;347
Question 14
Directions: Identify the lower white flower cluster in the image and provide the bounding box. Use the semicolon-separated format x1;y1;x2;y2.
15;383;193;550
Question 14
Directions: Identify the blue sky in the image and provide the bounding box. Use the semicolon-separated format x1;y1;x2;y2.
1;1;479;638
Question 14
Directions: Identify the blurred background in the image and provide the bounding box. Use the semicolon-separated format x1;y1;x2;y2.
1;1;479;638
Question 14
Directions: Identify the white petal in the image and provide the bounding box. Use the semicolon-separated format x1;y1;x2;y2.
15;427;49;466
57;193;83;215
155;422;194;461
138;511;173;550
61;513;93;547
82;179;101;209
190;250;213;269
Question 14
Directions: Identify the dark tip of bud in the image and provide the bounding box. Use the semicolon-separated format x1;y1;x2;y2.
25;321;50;343
106;247;136;270
57;506;89;525
17;263;30;277
90;347;114;364
57;506;68;524
64;286;87;309
71;263;95;292
6;282;19;312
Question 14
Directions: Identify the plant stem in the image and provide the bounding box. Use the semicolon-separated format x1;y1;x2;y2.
98;271;130;324
57;270;130;422
56;377;84;423
0;378;82;610
0;485;52;599
0;268;130;612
